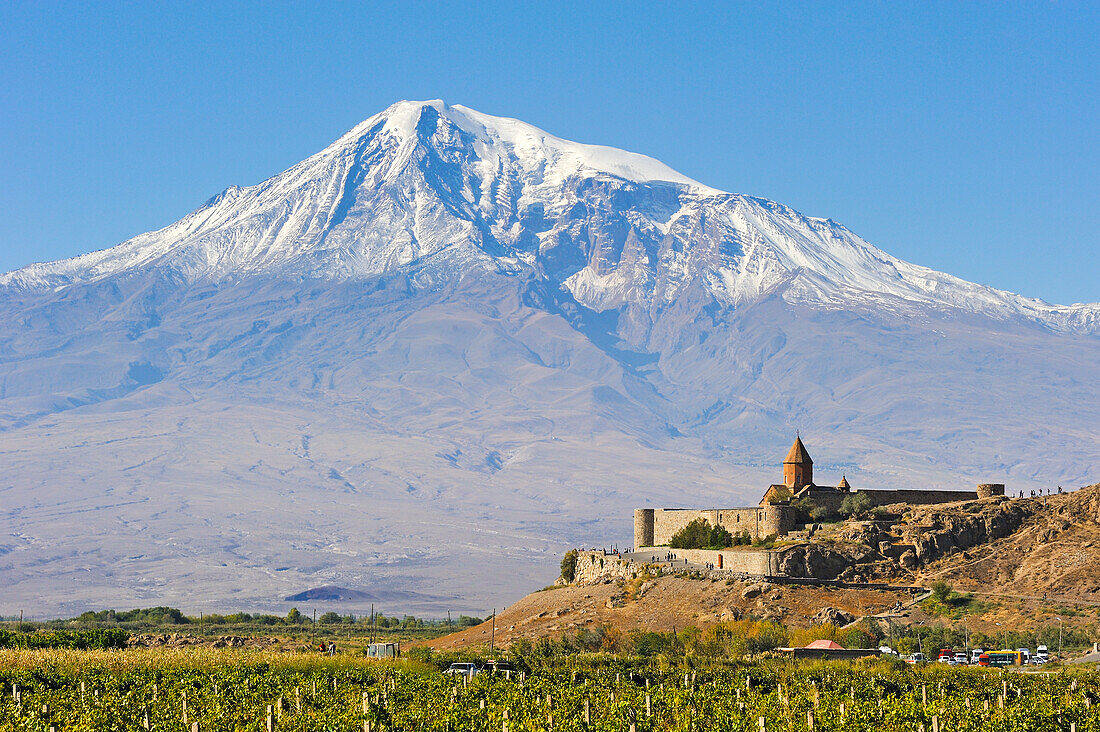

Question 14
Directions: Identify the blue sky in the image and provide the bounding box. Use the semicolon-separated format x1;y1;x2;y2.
2;1;1097;304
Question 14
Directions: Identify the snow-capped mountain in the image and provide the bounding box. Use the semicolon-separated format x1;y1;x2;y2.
5;100;1096;331
1;101;1098;617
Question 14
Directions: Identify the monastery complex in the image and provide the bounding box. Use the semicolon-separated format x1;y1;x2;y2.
633;437;1005;549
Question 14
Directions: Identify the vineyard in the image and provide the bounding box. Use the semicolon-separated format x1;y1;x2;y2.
2;649;1100;731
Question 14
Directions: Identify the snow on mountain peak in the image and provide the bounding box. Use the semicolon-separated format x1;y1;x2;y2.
337;100;720;192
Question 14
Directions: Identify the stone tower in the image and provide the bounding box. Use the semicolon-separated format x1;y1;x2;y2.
633;508;655;548
783;436;813;489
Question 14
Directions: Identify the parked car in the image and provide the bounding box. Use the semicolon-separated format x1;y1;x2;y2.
904;652;927;664
1036;645;1050;662
483;660;518;675
954;652;969;665
444;662;479;678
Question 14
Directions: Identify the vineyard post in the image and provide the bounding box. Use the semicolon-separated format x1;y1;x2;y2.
182;691;188;725
296;687;301;713
266;704;274;732
807;711;814;730
192;723;199;732
646;694;651;717
362;691;368;714
922;684;927;707
757;716;765;731
143;708;150;730
932;716;939;732
584;698;590;724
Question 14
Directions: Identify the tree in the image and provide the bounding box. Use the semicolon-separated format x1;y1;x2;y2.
839;492;873;518
669;518;734;549
286;608;302;624
560;549;579;583
931;579;953;604
318;612;342;625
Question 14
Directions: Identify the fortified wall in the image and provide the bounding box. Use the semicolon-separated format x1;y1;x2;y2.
632;437;1006;549
633;506;792;547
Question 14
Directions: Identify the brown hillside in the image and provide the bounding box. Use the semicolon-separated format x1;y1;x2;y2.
914;484;1100;602
431;485;1100;651
428;577;914;651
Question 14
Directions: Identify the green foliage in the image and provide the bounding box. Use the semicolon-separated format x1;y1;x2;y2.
840;491;873;518
2;649;1100;730
669;519;734;549
560;549;578;582
931;580;953;604
0;628;129;650
77;606;188;624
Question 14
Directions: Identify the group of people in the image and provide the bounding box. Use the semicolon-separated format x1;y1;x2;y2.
1019;486;1064;498
317;642;336;655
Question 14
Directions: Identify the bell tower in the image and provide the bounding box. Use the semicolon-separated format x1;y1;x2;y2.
783;435;813;489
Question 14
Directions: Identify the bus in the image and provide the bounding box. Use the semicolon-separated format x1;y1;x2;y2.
982;650;1023;667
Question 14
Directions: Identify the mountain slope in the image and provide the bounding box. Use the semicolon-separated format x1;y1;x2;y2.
0;101;1097;617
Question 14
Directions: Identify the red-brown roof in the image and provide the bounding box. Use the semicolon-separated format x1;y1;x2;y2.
784;436;813;464
804;639;844;650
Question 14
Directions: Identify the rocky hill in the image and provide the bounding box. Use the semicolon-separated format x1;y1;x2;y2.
432;485;1100;650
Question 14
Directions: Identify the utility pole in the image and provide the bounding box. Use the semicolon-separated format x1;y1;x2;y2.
490;609;496;656
312;609;316;648
447;610;452;631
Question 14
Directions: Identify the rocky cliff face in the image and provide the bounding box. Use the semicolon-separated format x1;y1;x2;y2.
774;486;1100;589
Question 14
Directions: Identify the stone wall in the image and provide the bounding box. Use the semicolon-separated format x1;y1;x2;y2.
799;487;997;515
635;546;779;575
637;506;793;548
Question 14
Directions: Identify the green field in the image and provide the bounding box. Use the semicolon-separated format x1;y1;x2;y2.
2;648;1098;731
